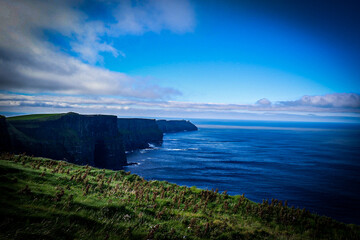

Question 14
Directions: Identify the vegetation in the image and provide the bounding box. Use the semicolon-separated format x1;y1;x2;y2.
7;113;63;121
0;153;359;239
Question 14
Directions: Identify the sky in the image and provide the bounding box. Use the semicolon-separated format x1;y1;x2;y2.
0;0;359;122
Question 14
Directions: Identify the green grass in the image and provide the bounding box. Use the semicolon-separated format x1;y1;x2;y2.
7;114;63;121
0;153;359;240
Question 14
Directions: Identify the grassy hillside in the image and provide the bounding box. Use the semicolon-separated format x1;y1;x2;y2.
0;154;359;240
7;113;63;121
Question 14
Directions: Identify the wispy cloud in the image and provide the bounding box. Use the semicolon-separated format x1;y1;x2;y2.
256;98;272;106
1;93;359;117
0;0;192;98
278;93;360;109
111;0;195;35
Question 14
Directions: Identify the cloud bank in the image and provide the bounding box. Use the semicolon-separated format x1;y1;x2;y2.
1;93;359;116
0;0;193;98
278;93;360;108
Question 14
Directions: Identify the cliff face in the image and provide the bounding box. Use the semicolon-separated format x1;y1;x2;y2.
0;113;198;168
0;116;11;152
117;118;163;151
2;113;126;169
156;120;198;133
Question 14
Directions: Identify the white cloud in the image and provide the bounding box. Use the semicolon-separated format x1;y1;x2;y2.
256;98;271;106
278;93;360;109
0;0;192;97
70;21;121;64
1;93;359;117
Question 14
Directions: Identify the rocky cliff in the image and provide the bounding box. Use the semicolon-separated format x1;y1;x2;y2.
117;118;163;151
156;120;198;133
0;113;198;168
0;116;11;152
2;112;126;169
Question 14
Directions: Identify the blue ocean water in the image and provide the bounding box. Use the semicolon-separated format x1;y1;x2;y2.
125;120;360;224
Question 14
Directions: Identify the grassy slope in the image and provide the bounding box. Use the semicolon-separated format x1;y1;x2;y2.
0;154;359;240
7;114;63;121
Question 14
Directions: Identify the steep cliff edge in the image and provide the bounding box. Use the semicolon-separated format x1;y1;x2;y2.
0;116;11;152
156;120;198;133
0;113;198;168
1;112;126;169
117;118;163;151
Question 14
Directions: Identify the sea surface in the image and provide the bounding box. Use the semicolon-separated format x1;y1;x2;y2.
125;120;360;225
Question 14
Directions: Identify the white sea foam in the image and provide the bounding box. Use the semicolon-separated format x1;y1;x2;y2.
164;148;199;151
164;148;187;151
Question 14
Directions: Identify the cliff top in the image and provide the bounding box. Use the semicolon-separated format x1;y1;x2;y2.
7;113;63;121
7;112;119;122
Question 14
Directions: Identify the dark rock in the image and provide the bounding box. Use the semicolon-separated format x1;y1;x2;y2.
117;118;163;151
2;112;126;169
0;116;11;152
156;120;198;133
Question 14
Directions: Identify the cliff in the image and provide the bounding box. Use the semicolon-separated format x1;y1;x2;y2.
0;113;198;168
2;112;126;169
117;118;163;151
156;119;198;133
0;116;11;152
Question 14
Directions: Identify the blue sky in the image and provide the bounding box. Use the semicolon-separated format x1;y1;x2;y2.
0;0;359;121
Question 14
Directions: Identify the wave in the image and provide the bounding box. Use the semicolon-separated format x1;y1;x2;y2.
148;143;156;148
164;148;187;151
164;147;199;151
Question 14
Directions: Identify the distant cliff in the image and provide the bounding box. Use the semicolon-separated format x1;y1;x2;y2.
117;118;163;151
2;112;126;169
156;120;198;133
0;113;198;168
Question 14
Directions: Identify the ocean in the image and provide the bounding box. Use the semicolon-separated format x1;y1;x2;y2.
125;120;360;225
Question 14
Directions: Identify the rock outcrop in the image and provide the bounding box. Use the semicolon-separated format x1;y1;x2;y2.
117;118;163;151
2;112;126;169
156;120;198;133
